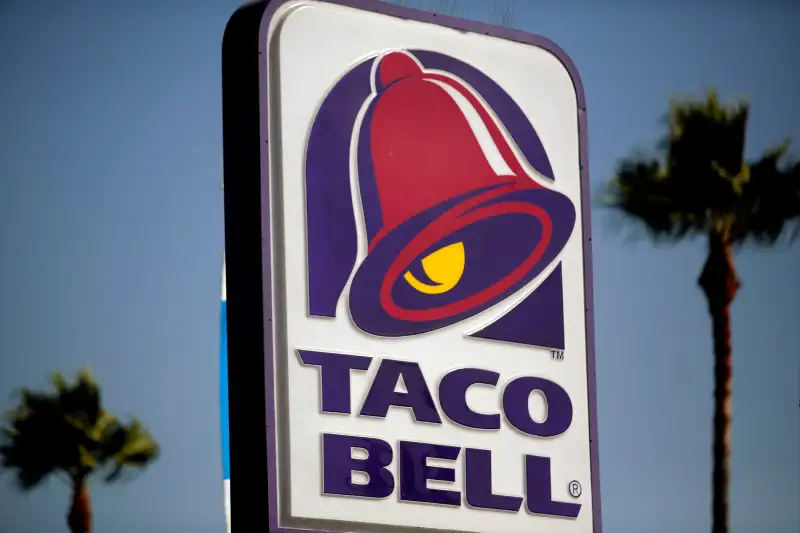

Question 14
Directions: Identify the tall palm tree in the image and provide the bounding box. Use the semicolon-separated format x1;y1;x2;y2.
0;368;159;533
604;90;800;533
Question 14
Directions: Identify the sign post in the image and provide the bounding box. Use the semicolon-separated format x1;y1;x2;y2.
222;1;600;532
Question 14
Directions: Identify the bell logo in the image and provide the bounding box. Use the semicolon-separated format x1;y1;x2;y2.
306;50;576;349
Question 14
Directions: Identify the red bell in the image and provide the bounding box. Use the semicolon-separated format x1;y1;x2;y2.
365;51;543;249
341;50;575;337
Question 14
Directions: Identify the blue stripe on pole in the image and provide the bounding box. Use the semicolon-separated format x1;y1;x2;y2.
220;299;230;481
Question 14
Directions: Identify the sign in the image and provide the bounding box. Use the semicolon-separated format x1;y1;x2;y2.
222;1;600;532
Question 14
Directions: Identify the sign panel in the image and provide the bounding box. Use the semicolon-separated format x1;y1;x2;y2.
222;1;599;532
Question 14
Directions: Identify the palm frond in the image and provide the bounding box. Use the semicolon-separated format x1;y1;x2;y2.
604;89;799;247
1;369;160;490
102;417;159;483
0;390;75;489
53;368;101;430
733;141;800;245
663;90;749;223
604;155;705;241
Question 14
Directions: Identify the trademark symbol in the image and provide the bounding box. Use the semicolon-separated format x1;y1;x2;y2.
550;350;564;361
568;480;582;498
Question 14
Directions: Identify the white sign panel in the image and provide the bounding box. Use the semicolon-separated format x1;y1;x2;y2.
238;1;600;532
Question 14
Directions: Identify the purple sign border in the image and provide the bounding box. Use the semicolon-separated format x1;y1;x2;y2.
255;1;600;531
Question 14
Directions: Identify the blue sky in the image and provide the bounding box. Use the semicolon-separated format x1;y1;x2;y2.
0;1;797;532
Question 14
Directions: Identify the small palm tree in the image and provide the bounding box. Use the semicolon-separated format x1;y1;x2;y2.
0;368;159;533
604;90;800;533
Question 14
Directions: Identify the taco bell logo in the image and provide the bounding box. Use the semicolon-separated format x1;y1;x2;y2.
306;50;575;347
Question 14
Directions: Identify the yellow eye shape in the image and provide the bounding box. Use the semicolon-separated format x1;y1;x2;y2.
403;242;465;295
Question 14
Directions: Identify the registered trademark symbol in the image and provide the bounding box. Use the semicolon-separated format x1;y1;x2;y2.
568;480;582;498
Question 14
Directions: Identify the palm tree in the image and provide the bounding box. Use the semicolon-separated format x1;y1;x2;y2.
0;368;159;533
603;89;800;533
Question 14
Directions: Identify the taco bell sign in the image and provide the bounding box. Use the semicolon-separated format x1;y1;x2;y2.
221;1;600;533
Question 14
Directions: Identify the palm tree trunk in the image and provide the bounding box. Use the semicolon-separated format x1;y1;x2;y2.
67;476;92;533
698;230;740;533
